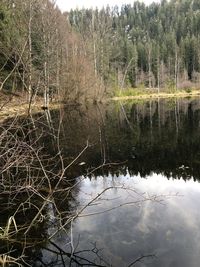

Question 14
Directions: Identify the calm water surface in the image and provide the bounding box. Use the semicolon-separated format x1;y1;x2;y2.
38;98;200;267
2;98;200;266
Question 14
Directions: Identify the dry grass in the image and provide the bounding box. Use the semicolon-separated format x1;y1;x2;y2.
0;91;61;122
112;89;200;101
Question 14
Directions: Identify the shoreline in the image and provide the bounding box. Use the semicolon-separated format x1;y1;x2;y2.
112;91;200;101
1;90;200;123
0;100;61;123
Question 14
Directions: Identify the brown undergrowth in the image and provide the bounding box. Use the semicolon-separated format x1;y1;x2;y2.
0;91;61;122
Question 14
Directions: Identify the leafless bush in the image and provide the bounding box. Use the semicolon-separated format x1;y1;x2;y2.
177;80;194;91
0;111;170;266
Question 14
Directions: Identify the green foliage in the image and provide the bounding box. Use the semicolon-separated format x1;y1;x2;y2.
184;87;192;93
137;83;145;90
115;87;146;97
165;79;176;93
0;4;10;40
1;0;200;100
69;0;200;91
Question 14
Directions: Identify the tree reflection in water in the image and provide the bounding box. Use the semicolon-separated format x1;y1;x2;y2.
1;98;200;266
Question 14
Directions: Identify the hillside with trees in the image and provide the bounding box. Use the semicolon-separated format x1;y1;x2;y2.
69;0;200;93
1;0;200;106
0;0;102;108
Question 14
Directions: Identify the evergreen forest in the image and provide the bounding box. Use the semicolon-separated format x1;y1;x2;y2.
69;0;200;92
1;0;200;104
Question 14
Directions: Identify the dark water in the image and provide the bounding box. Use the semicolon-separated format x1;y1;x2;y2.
37;98;200;267
2;98;200;266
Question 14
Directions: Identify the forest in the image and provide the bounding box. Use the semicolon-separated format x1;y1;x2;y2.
1;0;200;106
0;0;102;108
69;0;200;92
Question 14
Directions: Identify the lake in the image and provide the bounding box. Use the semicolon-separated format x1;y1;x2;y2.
1;98;200;266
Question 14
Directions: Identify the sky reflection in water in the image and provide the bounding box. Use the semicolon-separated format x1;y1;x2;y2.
38;99;200;266
73;173;200;267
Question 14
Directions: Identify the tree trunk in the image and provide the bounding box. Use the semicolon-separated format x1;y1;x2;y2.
28;0;33;103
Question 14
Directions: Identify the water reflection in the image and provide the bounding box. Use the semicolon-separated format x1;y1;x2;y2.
1;98;200;266
54;98;200;180
55;98;200;267
72;174;200;267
